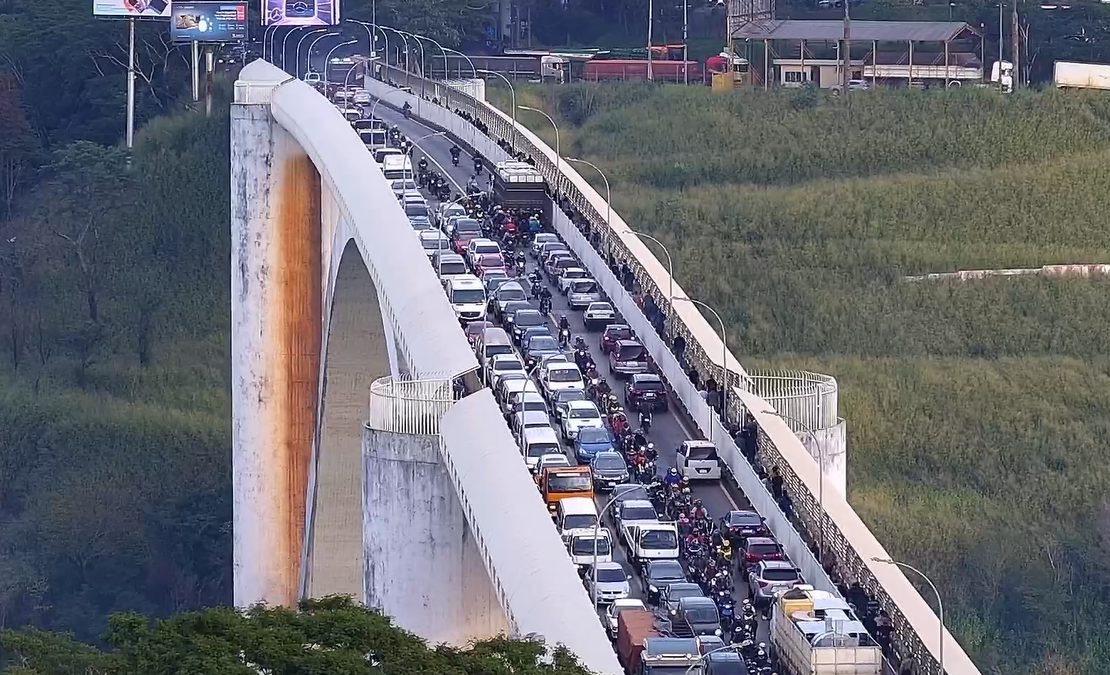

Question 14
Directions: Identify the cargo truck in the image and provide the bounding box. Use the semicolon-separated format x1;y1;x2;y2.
492;161;552;227
1054;61;1110;91
616;607;659;673
640;637;704;674
770;586;883;675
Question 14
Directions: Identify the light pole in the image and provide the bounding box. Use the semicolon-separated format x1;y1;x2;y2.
281;26;310;72
647;0;655;82
369;88;409;120
685;643;741;673
682;0;689;85
445;47;477;79
263;24;278;61
414;33;450;104
346;19;376;58
478;69;518;151
304;32;341;83
567;157;611;234
517;105;560;197
398;29;426;83
624;230;672;307
324;40;357;89
591;486;642;613
671;297;727;440
380;26;409;81
294;29;328;80
760;408;825;559
872;557;945;674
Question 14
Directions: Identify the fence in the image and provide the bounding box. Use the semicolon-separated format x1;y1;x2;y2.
367;375;455;435
363;61;981;675
750;369;839;433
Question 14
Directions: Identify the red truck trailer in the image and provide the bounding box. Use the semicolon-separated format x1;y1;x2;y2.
616;607;659;673
580;59;703;83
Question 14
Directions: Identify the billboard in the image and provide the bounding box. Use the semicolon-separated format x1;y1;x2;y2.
171;1;249;42
93;0;171;18
261;0;340;26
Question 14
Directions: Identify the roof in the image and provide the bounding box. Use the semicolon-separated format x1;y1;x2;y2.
731;19;980;42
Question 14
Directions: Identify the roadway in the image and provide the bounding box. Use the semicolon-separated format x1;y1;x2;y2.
376;104;771;645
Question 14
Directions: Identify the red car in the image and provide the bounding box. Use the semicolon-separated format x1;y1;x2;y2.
475;253;510;277
451;219;483;254
739;536;785;578
600;324;633;355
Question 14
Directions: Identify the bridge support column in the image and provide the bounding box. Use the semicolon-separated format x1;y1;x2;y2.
231;100;322;608
362;424;508;645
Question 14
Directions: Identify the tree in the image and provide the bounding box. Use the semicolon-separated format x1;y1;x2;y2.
0;73;37;221
0;598;598;675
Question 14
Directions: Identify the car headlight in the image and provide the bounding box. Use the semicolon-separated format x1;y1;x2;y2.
714;628;722;636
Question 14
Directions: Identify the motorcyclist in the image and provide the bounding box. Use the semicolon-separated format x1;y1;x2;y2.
466;177;480;195
719;538;733;562
638;407;653;433
664;468;682;488
539;294;552;316
473;156;483;175
529;212;541;233
449;144;461;165
402;101;412;117
417;157;428;174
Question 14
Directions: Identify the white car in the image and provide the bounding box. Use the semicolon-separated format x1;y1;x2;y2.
565;528;613;567
605;599;646;638
418;230;451;259
512;410;552;445
466;238;503;268
436;202;466;228
567;279;603;310
583;302;616;330
535;453;572;474
531;233;559;258
486;353;525;389
557;267;590;293
676;440;722;480
560;400;604;441
540;362;585;399
585;561;632;605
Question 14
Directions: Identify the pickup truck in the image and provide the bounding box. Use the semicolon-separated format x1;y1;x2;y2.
771;586;882;675
622;520;680;565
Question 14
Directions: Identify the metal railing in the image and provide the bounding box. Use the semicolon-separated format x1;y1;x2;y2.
750;370;839;433
368;375;455;435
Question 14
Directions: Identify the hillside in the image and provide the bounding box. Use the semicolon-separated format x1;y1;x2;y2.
502;83;1110;675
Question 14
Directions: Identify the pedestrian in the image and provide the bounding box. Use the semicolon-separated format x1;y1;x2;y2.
769;466;784;500
673;334;687;365
688;368;700;389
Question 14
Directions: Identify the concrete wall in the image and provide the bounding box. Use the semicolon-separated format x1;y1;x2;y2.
362;425;508;644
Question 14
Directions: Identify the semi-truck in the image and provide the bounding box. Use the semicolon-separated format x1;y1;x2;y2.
492;161;552;224
1054;61;1110;91
770;586;883;675
581;59;703;83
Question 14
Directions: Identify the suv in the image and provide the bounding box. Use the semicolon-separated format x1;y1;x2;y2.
747;560;802;608
608;339;649;378
739;536;785;578
672;596;721;638
626;373;667;412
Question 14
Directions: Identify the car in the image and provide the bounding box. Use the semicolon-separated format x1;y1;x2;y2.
544;253;578;280
499;300;535;329
408;215;434;231
508;391;549;420
531;233;559;258
625;373;668;412
672;597;722;638
704;651;747;675
483;274;512;296
613;498;660;532
557;267;590;293
567;278;603;310
600;324;633;354
512;410;553;444
463;320;493;347
605;598;647;639
536;240;569;262
607;339;649;379
466;238;502;267
540;362;585;399
486;353;525;389
739;536;785;577
696;635;727;657
609;483;650;508
498;378;540;414
520;425;562;472
561;400;604;441
534;452;573;475
435;201;466;228
642;559;687;604
747;560;802;608
574;426;616;463
583;302;617;330
403;200;430;220
433;252;469;287
524;334;563;371
552;387;589;421
589;450;630;491
418;230;451;258
389;178;417;196
397;189;423;204
474;253;510;277
566;528;613;567
719;510;769;543
520;326;554;351
450;218;483;254
660;582;706;616
584;561;632;604
509;308;547;345
676;440;722;480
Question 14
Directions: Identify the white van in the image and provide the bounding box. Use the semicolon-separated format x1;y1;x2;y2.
381;154;413;181
433;252;468;286
520;426;562;471
444;275;487;323
566;529;613;567
556;497;600;539
374;147;402;165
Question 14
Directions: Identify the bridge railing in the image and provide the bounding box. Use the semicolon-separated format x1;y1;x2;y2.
366;60;981;675
750;369;839;434
368;375;455;434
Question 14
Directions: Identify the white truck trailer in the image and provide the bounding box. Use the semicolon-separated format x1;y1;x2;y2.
1054;61;1110;91
770;586;883;675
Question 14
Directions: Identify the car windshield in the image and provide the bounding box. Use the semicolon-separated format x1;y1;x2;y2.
762;568;800;582
590;304;613;313
571;536;611;556
520;401;547;413
594;454;626;470
485;345;513;358
563;514;595;530
570;280;597;293
529;336;560;353
454;220;482;234
749;543;781;556
596;567;626;583
405;203;428;217
606;327;632;340
649;562;685;581
571;406;599;420
686;606;719;623
494;359;523;372
549;368;582;383
477;244;501;256
515;310;544;327
422;237;449;250
687;445;718;461
729;512;762;527
439;261;466;275
451;289;485;304
617;344;647;361
623;505;658;522
528;442;560;458
671;587;702;601
577;427;611;444
498;286;527;302
641;530;678;549
634;378;665;392
548;474;592;492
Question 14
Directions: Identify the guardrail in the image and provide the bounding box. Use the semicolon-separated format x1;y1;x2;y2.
368;375;455;434
750;370;839;433
364;61;982;675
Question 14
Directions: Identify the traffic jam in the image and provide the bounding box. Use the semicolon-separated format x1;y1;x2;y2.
347;89;884;675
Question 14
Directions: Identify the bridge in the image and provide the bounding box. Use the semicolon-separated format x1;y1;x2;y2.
230;55;981;675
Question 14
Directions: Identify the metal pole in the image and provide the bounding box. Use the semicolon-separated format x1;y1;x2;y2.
873;558;945;674
295;29;327;80
683;0;689;85
998;3;1004;92
192;40;200;101
568;157;613;245
126;17;135;150
842;0;851;91
324;40;356;89
672;298;725;441
647;0;654;82
205;47;213;118
280;26;305;72
263;24;276;61
446;48;477;79
592;486;641;613
627;231;672;304
480;70;517;150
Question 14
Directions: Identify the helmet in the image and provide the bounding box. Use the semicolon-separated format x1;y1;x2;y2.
694;499;703;508
668;468;679;477
647;442;654;450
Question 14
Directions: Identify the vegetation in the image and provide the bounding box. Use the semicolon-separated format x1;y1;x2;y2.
507;83;1110;674
0;597;595;674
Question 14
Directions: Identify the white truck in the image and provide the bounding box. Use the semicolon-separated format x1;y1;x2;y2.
770;586;883;675
1054;61;1110;91
621;520;680;564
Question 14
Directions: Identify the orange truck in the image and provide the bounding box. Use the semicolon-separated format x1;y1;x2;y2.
616;607;659;673
537;466;593;513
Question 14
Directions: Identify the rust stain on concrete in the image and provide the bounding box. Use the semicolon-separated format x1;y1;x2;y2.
271;151;322;604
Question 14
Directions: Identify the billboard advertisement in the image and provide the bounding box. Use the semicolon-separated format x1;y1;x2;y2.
92;0;171;18
172;1;249;42
261;0;340;26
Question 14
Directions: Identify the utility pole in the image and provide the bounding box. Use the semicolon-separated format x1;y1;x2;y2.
842;0;851;91
1010;0;1020;89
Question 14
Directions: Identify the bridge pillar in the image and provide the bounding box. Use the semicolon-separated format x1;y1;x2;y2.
362;382;508;645
231;97;322;608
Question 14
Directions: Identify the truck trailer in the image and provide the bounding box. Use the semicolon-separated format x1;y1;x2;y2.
1054;61;1110;91
770;586;883;675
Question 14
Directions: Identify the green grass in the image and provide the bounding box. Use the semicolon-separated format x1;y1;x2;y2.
498;83;1110;674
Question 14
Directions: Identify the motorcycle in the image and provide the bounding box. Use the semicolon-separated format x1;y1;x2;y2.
638;409;653;434
539;297;552;316
450;152;460;166
402;102;412;119
558;327;571;349
515;260;526;277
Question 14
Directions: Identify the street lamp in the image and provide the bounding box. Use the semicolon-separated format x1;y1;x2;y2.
281;26;311;72
369;88;410;120
263;24;278;62
624;231;672;306
294;29;328;80
324;40;357;89
345;19;377;58
566;156;611;235
590;486;642;613
379;26;410;78
517;105;560;197
760;408;826;559
304;32;342;83
670;297;727;440
872;557;945;674
397;29;426;85
445;47;477;79
478;70;518;151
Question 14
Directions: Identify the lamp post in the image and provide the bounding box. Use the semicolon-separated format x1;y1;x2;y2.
478;69;518;151
304;32;341;83
872;557;945;674
324;40;357;89
380;26;409;81
369;88;409;120
263;24;278;61
281;26;310;72
445;47;477;79
647;0;655;82
591;486;642;613
760;408;825;559
295;29;329;80
517;105;559;197
567;156;611;234
346;19;375;58
624;230;672;307
414;33;450;104
398;29;426;86
670;297;727;440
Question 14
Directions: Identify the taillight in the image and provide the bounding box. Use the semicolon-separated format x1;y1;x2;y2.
745;553;756;562
758;581;769;588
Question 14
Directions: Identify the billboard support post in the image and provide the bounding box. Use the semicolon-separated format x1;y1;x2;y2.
126;17;136;149
205;47;214;117
192;40;201;101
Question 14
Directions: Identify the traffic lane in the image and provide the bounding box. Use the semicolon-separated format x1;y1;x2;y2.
377;107;479;189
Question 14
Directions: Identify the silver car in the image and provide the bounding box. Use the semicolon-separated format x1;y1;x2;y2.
747;559;802;607
567;278;603;310
584;561;632;604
